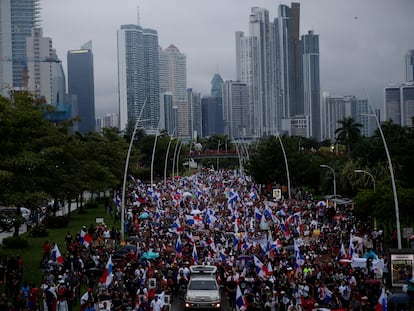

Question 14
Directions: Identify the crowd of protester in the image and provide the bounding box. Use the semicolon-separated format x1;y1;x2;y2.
0;168;407;311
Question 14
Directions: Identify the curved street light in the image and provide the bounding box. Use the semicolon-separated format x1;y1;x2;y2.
121;99;147;241
164;130;175;186
276;133;291;200
172;139;180;178
150;128;161;190
362;106;401;249
320;164;336;198
354;169;376;193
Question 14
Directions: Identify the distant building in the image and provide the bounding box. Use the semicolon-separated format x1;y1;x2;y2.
67;41;96;135
159;44;188;137
211;73;224;98
406;49;414;82
221;80;250;139
187;88;202;140
201;97;223;137
160;92;177;136
26;28;62;104
117;24;159;132
302;30;321;141
96;113;119;132
0;0;41;94
384;83;414;127
321;94;346;141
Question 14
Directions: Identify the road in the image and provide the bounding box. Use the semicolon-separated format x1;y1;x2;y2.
169;289;232;311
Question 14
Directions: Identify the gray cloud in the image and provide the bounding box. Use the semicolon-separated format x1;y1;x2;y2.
41;0;414;117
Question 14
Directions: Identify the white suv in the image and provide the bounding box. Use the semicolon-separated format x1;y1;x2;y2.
184;265;221;310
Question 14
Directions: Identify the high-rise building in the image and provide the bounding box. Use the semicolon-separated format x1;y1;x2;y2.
0;0;41;95
187;88;202;140
201;97;223;137
385;83;414;127
406;50;414;82
159;44;188;137
236;7;277;137
67;41;96;134
302;30;321;140
211;73;224;98
25;28;62;104
117;24;159;132
160;92;177;135
221;80;250;139
275;3;302;120
321;94;346;141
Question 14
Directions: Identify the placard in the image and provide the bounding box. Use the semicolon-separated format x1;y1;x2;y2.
272;188;281;200
391;253;414;287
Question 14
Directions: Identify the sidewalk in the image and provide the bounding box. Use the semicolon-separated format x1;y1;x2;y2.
0;203;78;244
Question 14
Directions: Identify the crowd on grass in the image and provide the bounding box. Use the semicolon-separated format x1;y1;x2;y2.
0;168;407;311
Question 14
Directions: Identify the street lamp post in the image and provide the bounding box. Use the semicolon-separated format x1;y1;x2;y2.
164;131;175;187
320;164;336;198
363;106;401;249
121;99;147;241
150;128;160;190
176;140;183;176
354;169;376;193
172;139;180;178
276;133;291;200
355;168;377;228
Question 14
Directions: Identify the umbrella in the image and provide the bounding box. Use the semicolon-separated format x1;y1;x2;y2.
141;251;160;260
237;255;252;261
183;191;193;198
190;209;202;215
388;293;414;304
127;236;140;242
123;245;137;252
316;201;326;207
139;212;150;219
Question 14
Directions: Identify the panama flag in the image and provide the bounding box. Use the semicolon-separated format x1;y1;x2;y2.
349;234;355;259
100;256;113;286
176;234;183;257
236;284;247;311
376;288;387;311
80;230;93;248
253;255;269;279
192;243;198;265
52;243;64;264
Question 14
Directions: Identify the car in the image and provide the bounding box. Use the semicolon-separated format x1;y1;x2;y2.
184;265;221;310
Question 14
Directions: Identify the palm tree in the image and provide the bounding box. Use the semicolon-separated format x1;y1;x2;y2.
335;117;363;155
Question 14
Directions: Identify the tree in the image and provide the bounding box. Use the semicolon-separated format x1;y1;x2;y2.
335;117;363;156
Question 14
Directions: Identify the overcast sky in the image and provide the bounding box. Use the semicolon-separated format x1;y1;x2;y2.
41;0;414;117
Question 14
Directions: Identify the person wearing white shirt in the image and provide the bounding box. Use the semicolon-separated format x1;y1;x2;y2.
150;296;164;311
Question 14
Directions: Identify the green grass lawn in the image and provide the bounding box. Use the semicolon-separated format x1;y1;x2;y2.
0;205;114;285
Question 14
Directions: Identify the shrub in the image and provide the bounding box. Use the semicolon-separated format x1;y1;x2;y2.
28;224;49;237
2;236;28;248
42;215;69;228
83;201;99;209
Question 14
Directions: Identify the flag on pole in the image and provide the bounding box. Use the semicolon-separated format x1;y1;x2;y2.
80;229;93;248
192;243;198;265
375;288;387;311
52;243;64;264
176;234;182;257
339;242;347;259
236;284;247;311
253;255;269;279
100;256;113;286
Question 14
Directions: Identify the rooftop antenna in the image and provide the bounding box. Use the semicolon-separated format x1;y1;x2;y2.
137;5;140;26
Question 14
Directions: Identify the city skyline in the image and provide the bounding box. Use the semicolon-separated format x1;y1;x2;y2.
40;0;414;118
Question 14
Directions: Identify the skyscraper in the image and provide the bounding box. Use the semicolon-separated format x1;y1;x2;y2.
236;7;277;137
117;24;159;132
187;88;202;140
302;30;321;141
221;80;250;139
201;97;223;137
406;50;414;82
26;28;62;104
0;0;41;95
159;44;187;136
385;83;414;127
67;41;96;134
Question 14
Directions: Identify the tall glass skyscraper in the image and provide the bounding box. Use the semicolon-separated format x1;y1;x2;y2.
159;44;187;136
302;30;321;141
0;0;41;94
67;41;96;134
117;24;159;132
406;50;414;82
